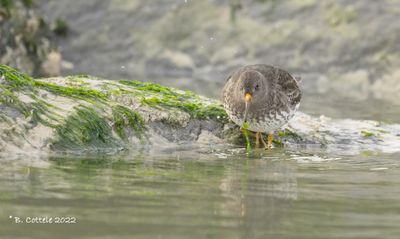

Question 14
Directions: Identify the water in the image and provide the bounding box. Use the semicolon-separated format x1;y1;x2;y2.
1;148;400;239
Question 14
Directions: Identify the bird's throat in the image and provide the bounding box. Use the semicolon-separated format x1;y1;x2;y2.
243;101;250;123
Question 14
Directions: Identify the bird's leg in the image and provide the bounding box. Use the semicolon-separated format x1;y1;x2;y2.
259;133;268;149
267;132;273;150
255;132;260;148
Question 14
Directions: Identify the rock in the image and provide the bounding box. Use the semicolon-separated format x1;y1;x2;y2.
0;0;66;77
0;65;400;156
372;70;400;103
41;51;62;77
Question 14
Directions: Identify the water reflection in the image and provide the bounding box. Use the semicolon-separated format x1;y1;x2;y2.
219;154;298;238
1;149;400;238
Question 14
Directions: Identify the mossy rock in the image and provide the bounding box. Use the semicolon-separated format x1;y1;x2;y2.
1;64;400;156
0;64;232;154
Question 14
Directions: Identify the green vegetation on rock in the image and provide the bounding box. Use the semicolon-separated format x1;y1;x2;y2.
1;65;400;154
120;80;228;121
34;80;107;100
0;65;232;153
361;130;375;138
112;105;145;140
278;129;302;140
0;65;39;116
51;106;122;151
0;65;34;89
0;65;61;125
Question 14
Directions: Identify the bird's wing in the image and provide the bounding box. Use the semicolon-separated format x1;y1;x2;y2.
222;75;234;102
247;64;302;108
275;68;302;108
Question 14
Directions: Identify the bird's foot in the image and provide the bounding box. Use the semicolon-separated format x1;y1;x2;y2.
257;132;268;149
255;132;260;148
267;132;273;150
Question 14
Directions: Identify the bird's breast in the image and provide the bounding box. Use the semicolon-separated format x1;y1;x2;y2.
224;102;299;132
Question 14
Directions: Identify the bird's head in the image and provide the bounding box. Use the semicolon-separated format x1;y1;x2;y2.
237;70;266;123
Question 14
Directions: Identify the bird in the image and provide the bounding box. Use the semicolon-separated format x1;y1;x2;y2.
222;64;302;149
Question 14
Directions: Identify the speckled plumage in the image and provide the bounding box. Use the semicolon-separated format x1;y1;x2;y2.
222;64;301;133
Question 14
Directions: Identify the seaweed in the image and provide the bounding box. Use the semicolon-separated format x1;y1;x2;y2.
51;106;122;151
112;105;145;140
120;80;227;121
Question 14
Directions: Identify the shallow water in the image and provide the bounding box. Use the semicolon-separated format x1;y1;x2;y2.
1;148;400;239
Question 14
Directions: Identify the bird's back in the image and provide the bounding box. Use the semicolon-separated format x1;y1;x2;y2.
256;64;301;110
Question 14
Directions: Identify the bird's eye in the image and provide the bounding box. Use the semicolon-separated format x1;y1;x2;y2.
254;85;259;91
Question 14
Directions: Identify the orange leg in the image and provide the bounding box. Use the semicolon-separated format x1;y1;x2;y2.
259;133;268;149
255;132;260;148
267;132;273;150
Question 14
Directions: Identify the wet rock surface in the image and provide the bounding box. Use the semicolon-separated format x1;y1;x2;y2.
1;65;399;156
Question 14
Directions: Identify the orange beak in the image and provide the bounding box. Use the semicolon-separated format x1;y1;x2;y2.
245;93;252;102
243;93;252;123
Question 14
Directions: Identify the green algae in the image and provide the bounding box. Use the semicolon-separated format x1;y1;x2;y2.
120;80;195;99
0;65;64;127
142;96;227;120
272;137;284;147
53;18;69;36
0;66;149;152
52;104;146;151
120;80;227;121
33;81;107;100
29;101;61;127
194;104;227;121
270;129;304;147
361;130;375;138
0;65;232;152
112;105;145;140
0;113;12;125
1;65;106;101
243;122;252;152
52;106;122;151
0;64;34;89
278;129;302;140
63;76;91;87
0;87;31;116
3;65;400;154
